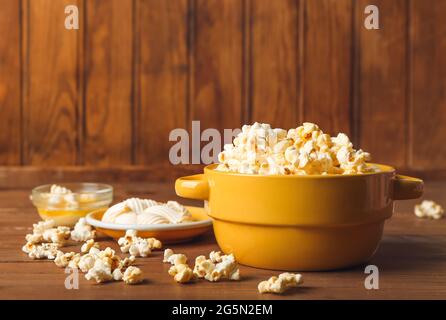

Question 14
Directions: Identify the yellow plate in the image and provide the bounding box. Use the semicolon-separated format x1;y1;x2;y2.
86;206;212;243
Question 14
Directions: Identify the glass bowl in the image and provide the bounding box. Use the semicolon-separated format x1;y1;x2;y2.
30;183;113;226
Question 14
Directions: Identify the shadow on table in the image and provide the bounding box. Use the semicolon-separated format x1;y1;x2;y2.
328;234;446;273
366;234;446;272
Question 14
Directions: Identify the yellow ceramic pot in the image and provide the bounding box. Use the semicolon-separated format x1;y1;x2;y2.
175;164;423;271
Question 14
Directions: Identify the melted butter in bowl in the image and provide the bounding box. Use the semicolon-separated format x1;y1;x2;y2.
31;183;113;227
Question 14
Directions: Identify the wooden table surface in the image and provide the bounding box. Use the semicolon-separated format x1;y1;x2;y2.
1;180;445;300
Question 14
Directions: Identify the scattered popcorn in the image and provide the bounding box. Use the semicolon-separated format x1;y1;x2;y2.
112;256;136;281
118;230;162;257
26;226;70;246
415;200;444;220
78;247;119;273
81;239;100;253
102;198;193;225
25;232;44;244
22;218;144;286
79;245;133;277
193;255;217;280
163;248;174;261
54;251;81;268
89;246;101;255
168;264;194;283
147;238;162;250
30;220;55;234
112;268;124;281
122;266;144;285
71;218;96;242
217;122;376;175
118;256;136;270
163;248;187;265
97;247;121;271
82;245;139;284
25;220;70;246
163;249;194;283
258;273;303;294
78;252;97;273
85;258;113;283
209;250;224;263
42;226;71;244
68;257;80;269
22;242;34;254
193;252;240;282
214;254;240;281
22;242;60;260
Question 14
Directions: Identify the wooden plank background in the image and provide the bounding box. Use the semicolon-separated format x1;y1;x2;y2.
23;0;81;166
84;0;133;166
0;0;445;181
0;0;21;165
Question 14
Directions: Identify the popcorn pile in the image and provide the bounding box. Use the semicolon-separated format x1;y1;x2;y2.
25;220;71;245
163;249;240;284
118;229;162;257
164;249;194;283
81;246;143;285
23;218;94;256
22;220;150;285
22;242;60;260
163;249;304;295
414;200;444;220
217;122;375;175
70;218;96;242
258;273;303;294
22;219;307;294
194;251;240;281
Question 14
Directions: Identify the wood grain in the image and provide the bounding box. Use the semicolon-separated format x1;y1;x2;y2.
0;164;205;189
135;0;188;165
356;0;408;166
410;0;446;169
23;0;81;165
250;0;300;128
0;0;21;165
0;180;445;299
0;1;444;175
83;0;133;166
303;0;353;137
191;0;244;130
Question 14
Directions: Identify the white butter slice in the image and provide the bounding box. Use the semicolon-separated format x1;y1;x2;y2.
102;198;192;225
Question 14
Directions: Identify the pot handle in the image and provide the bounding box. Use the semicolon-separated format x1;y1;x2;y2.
175;174;209;200
392;174;424;200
